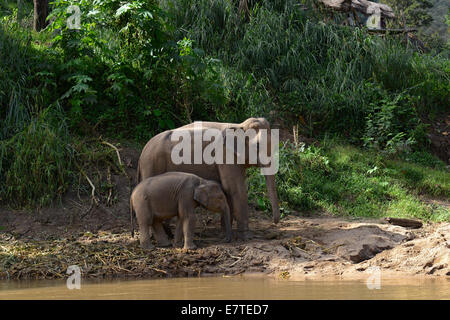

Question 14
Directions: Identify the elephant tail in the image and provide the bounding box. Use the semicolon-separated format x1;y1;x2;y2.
130;197;135;238
136;159;141;185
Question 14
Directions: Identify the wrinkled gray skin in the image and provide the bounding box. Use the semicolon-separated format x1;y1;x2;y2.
137;118;280;240
130;172;232;250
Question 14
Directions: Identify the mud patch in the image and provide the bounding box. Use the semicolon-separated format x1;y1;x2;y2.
1;207;448;280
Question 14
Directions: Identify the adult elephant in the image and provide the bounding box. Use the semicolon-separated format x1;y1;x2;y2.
137;117;280;240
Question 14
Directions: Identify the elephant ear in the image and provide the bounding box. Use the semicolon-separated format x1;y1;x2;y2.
221;126;240;160
194;184;209;207
221;125;255;164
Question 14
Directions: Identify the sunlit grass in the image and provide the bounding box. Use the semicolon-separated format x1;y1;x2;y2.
248;142;449;222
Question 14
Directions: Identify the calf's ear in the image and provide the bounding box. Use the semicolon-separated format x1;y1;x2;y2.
194;185;209;207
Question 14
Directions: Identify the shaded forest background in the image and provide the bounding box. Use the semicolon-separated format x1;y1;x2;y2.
422;0;449;40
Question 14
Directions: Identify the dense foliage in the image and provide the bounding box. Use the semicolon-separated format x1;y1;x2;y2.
0;0;448;221
164;0;448;142
383;0;434;28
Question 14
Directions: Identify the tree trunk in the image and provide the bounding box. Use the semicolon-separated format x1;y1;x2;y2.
238;0;250;22
33;0;48;32
17;0;22;22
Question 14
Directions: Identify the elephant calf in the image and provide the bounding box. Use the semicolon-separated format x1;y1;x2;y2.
130;172;232;250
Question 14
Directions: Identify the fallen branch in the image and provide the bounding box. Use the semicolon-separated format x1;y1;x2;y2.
101;139;123;168
228;258;242;267
76;164;98;205
150;267;168;274
367;28;418;34
75;162;99;219
386;217;423;229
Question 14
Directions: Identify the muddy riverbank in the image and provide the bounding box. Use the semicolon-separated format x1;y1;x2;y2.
1;204;449;280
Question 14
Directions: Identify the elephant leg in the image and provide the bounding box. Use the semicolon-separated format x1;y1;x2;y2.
178;204;196;250
152;221;171;247
134;204;154;250
221;211;234;235
183;214;197;250
233;192;250;241
139;224;154;250
173;218;184;248
176;200;197;250
163;219;174;239
218;165;250;240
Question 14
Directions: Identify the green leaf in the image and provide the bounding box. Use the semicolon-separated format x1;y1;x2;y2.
116;4;132;18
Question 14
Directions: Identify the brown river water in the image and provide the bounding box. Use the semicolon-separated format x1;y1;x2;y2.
0;276;449;299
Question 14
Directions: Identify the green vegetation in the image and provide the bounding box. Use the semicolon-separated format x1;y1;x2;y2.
164;0;448;135
0;0;448;221
249;141;449;222
421;0;450;41
383;0;434;28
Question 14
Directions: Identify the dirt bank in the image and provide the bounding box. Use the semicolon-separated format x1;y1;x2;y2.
0;143;449;280
1;205;449;280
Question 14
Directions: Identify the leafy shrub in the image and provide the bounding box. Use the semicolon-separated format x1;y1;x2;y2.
362;93;422;153
0;0;231;207
400;151;446;168
46;0;227;140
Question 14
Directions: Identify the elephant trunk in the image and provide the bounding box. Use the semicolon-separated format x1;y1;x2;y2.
222;205;232;242
264;174;280;224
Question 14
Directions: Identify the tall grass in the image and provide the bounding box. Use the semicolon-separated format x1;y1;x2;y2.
0;105;74;207
0;15;35;139
163;0;449;139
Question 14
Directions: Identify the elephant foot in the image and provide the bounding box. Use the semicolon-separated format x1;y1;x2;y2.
223;235;232;243
156;239;172;248
140;241;155;250
173;241;183;248
236;230;252;241
183;242;197;250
